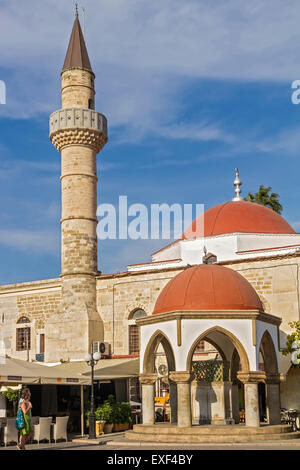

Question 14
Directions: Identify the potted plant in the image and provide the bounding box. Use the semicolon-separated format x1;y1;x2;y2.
95;407;106;436
111;401;132;432
101;402;114;434
100;395;114;433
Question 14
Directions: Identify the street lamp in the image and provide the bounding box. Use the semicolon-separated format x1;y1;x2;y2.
84;351;101;439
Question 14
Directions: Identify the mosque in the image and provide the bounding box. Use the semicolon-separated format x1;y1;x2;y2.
0;12;300;442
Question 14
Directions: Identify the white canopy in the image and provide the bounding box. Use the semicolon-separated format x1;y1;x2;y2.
0;356;90;385
51;357;139;380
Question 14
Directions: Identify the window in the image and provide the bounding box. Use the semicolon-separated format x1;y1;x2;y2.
17;316;30;324
129;309;147;321
128;309;147;355
129;325;139;355
16;327;31;351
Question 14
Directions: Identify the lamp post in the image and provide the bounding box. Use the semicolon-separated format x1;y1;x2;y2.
84;351;101;439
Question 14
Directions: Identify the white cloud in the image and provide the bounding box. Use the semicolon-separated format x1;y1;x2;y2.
291;221;300;230
1;0;300;134
0;229;59;254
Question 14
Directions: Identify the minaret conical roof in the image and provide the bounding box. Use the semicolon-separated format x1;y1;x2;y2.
62;12;93;73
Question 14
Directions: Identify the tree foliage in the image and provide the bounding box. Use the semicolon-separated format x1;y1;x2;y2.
1;388;19;402
282;321;300;367
244;185;283;214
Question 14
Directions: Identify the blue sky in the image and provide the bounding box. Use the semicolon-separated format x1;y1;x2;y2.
1;0;300;284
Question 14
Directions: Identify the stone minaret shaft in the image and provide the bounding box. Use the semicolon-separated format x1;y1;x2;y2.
48;13;107;360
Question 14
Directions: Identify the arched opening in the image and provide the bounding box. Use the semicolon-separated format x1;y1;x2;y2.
258;330;280;425
143;330;176;423
186;326;250;425
259;330;278;375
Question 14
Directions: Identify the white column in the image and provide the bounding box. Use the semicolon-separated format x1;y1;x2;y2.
237;371;265;428
244;383;260;427
139;374;157;425
169;372;192;428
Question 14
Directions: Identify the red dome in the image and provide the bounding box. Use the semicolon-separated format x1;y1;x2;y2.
182;201;295;239
153;264;264;315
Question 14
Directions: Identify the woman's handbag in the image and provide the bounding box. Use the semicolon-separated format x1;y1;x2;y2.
16;407;25;430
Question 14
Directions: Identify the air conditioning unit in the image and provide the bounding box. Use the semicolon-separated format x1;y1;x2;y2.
157;364;168;377
92;341;111;356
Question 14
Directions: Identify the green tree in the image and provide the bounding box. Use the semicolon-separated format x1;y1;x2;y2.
244;185;282;214
1;388;19;416
282;321;300;367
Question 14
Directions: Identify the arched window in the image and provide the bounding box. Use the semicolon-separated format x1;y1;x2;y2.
128;309;147;355
16;317;31;351
17;317;30;324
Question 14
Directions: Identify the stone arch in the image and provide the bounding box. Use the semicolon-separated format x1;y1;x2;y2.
128;308;147;320
126;303;148;319
16;315;31;324
186;326;250;372
259;329;278;375
143;329;176;374
259;294;270;313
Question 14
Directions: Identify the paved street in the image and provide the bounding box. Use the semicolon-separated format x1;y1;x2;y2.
2;432;300;451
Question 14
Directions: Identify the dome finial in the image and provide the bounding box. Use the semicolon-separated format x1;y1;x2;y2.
232;168;243;201
75;3;79;18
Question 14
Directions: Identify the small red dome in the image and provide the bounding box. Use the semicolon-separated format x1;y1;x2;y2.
182;201;295;239
153;264;264;315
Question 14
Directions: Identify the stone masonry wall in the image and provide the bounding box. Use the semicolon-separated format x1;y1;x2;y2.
0;278;61;361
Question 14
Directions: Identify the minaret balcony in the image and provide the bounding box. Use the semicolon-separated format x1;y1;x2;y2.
49;108;108;152
50;107;107;134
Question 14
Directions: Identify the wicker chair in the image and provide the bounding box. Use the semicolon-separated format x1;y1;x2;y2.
3;418;18;446
33;417;52;444
53;416;69;443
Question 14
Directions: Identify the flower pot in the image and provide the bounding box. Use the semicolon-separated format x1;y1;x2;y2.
113;423;130;432
104;423;114;434
95;420;105;436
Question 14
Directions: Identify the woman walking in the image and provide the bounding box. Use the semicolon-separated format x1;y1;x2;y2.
17;388;33;450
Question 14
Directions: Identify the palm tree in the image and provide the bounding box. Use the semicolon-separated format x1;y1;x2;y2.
244;185;283;214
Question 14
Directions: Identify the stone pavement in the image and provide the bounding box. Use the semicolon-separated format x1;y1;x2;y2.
2;432;300;450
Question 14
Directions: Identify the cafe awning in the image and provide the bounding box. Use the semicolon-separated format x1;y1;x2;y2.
0;356;90;385
51;357;139;380
85;357;139;379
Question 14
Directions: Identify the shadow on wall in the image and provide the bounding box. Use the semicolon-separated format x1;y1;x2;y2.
193;383;217;425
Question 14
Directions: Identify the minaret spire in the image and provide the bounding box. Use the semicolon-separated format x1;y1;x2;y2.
232;168;243;201
62;8;92;73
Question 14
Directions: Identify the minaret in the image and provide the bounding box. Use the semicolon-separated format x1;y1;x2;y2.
46;11;107;361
